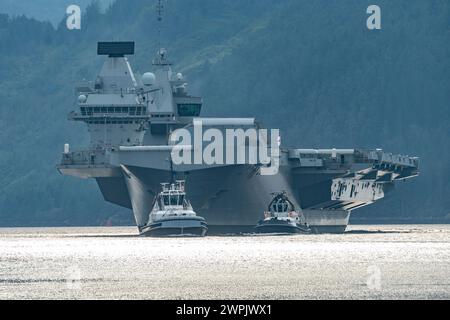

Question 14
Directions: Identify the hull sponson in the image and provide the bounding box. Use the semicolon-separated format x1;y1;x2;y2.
96;176;132;209
303;209;350;233
292;172;343;209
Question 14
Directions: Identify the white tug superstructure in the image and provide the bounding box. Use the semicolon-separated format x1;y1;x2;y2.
140;180;207;237
256;192;311;234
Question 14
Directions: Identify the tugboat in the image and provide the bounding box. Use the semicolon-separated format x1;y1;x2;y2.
140;180;208;237
255;192;311;234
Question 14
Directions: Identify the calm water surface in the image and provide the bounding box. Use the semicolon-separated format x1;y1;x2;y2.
0;225;449;299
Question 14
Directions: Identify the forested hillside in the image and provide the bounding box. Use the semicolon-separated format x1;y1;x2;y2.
0;0;114;25
0;0;448;226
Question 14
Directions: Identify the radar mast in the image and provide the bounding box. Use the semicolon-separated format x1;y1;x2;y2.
156;0;164;52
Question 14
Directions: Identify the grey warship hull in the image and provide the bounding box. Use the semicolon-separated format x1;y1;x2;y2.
60;150;418;234
57;42;420;234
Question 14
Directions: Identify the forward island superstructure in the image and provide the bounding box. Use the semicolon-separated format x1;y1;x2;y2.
58;42;419;233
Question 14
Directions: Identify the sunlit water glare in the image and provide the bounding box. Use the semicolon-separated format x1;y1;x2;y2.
0;225;449;299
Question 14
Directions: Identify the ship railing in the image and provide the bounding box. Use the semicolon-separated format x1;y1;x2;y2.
354;149;419;169
68;111;151;121
60;150;107;166
288;148;419;170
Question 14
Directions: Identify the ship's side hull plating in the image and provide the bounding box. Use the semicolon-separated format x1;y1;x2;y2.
91;164;353;233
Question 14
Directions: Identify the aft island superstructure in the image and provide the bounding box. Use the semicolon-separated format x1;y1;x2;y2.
58;42;419;233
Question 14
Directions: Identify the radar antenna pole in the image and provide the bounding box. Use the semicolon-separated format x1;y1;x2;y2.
169;153;175;185
156;0;164;51
168;128;175;185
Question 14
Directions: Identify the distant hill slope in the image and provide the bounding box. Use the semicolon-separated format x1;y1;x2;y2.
0;0;448;226
0;0;114;25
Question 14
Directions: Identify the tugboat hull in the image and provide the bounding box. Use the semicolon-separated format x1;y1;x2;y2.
255;220;311;234
140;217;208;237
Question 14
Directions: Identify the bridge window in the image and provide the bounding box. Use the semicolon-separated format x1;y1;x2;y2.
177;104;202;117
80;105;146;116
170;195;179;206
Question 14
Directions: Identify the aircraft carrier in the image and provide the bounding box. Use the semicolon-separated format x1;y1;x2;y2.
57;41;419;233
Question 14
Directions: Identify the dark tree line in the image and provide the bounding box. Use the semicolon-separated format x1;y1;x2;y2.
0;0;448;226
